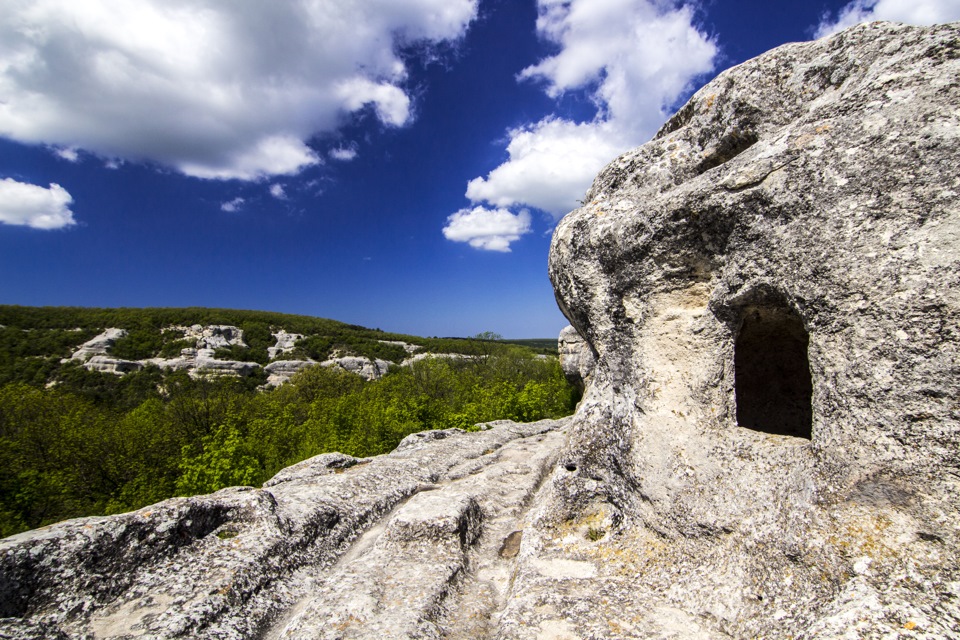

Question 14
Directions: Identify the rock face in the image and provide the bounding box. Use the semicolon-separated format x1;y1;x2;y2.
267;330;302;360
557;325;596;393
263;359;317;386
82;355;144;375
541;20;959;638
320;355;392;381
67;328;127;361
2;21;958;640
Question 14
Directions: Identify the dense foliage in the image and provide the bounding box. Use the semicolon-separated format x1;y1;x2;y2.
0;306;575;537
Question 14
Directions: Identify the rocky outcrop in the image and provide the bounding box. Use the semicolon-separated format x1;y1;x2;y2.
67;328;127;361
378;339;422;354
320;355;392;381
82;355;144;375
263;359;317;386
2;21;958;640
557;325;595;393
178;324;245;350
267;330;302;360
0;419;567;639
538;20;960;638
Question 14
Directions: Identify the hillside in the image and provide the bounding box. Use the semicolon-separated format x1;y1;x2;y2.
0;305;556;388
0;305;575;538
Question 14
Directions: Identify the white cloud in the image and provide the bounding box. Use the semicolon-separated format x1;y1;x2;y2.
816;0;960;37
330;146;359;162
55;147;79;162
0;0;478;181
220;197;245;212
0;178;76;229
442;206;532;252
269;184;286;199
464;0;717;219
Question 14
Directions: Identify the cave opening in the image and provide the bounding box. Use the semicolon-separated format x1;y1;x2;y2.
734;306;813;439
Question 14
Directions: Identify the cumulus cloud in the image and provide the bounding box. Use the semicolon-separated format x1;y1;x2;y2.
0;178;76;229
330;146;359;162
442;207;532;252
816;0;960;37
0;0;478;180
269;184;286;200
220;197;245;213
464;0;717;219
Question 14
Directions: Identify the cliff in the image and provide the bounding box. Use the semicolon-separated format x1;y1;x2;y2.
2;20;959;639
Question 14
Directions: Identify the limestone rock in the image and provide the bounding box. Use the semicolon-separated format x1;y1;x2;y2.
67;328;127;361
176;324;246;350
557;325;596;393
194;349;260;377
82;355;144;375
321;355;392;381
535;20;960;638
378;339;422;354
263;359;317;386
267;330;302;360
0;419;567;639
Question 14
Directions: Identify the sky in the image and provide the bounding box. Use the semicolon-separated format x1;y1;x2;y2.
1;0;958;338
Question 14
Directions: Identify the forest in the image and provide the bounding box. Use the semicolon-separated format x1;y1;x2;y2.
0;306;576;537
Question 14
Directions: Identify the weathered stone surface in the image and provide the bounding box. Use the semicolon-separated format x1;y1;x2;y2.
179;324;246;350
534;20;960;638
320;355;392;381
82;355;144;375
263;359;316;386
378;339;422;354
267;330;303;360
67;328;127;361
557;325;596;393
0;419;567;639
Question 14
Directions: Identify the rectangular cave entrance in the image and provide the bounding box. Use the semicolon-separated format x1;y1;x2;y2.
734;306;813;439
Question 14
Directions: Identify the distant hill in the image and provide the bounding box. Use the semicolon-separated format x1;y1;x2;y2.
0;305;557;387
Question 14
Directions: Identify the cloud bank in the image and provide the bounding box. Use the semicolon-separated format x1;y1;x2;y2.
442;207;532;252
0;0;478;180
466;0;717;221
816;0;960;37
0;179;76;229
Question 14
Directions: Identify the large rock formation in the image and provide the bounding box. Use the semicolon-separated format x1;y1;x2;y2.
1;20;958;639
540;20;959;638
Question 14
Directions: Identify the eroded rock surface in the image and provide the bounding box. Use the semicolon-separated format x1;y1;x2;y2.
535;20;960;638
557;325;596;394
0;420;568;639
67;328;127;362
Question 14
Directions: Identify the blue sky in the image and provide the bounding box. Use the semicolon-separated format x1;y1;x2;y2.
1;0;958;338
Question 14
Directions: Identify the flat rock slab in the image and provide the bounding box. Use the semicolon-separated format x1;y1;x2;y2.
0;419;569;639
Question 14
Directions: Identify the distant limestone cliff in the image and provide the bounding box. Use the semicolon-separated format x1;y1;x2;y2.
2;21;959;638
